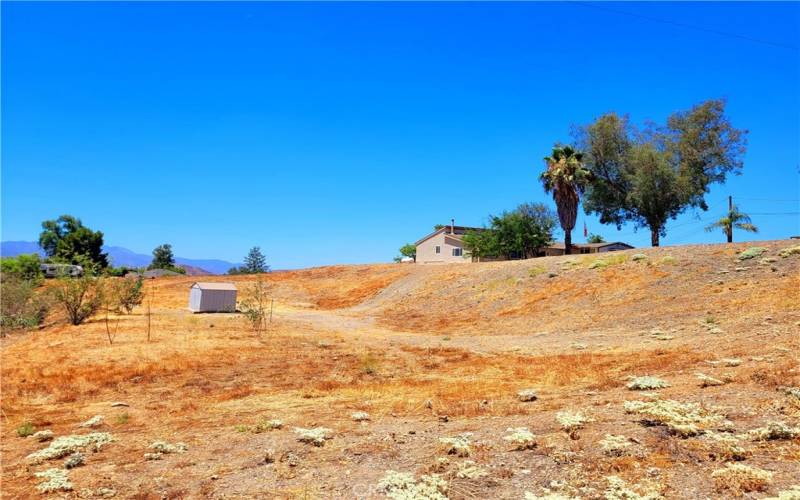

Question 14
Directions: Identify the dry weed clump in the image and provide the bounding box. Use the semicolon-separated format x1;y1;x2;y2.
702;431;747;461
604;475;662;500
254;419;284;432
27;432;113;464
518;389;538;402
599;434;632;456
32;430;54;442
454;460;487;479
556;411;592;438
504;427;537;450
377;470;448;500
746;421;800;441
696;373;725;387
34;468;73;493
765;485;800;499
64;452;84;469
627;376;669;390
711;463;772;493
623;399;727;437
778;245;800;258
738;247;768;260
439;434;473;457
294;427;333;446
351;411;370;422
79;415;104;428
780;387;800;400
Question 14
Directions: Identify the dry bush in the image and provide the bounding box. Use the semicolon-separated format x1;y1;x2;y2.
712;463;772;493
52;276;103;325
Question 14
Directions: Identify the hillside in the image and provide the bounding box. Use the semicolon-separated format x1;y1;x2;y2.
1;240;798;498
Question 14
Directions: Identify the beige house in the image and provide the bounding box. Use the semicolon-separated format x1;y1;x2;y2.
415;222;480;264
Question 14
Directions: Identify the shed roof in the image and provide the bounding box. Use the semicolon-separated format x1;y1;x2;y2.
191;282;237;291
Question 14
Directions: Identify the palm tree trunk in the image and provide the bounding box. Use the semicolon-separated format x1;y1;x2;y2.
727;225;733;243
651;229;660;247
565;231;572;255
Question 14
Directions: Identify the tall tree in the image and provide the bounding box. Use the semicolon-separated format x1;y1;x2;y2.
540;145;592;254
705;204;758;243
462;203;556;260
149;244;176;270
243;247;269;273
396;244;417;263
577;99;747;246
39;215;108;270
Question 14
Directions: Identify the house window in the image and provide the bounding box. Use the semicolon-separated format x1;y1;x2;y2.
452;248;463;257
435;246;441;254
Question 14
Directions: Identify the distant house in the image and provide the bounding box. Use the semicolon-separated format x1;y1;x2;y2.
40;263;83;278
188;282;237;313
541;241;634;257
415;221;480;264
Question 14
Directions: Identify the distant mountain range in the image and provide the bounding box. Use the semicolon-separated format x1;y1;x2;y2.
1;241;240;275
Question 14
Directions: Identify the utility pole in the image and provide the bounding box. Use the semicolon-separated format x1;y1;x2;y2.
728;195;733;243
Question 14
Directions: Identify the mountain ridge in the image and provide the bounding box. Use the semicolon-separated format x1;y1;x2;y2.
0;241;240;275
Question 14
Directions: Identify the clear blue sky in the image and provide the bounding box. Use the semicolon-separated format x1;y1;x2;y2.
2;2;798;269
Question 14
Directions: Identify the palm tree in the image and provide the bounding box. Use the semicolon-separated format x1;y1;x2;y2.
540;145;592;255
705;204;758;243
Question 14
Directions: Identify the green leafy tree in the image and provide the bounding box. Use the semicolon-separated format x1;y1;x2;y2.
705;204;758;243
1;254;43;282
39;215;108;270
113;276;145;314
586;233;605;244
243;246;269;273
395;243;417;262
462;203;556;260
149;244;176;270
577;99;747;246
541;146;592;254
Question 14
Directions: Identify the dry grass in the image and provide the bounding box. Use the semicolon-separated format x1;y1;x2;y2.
2;240;798;498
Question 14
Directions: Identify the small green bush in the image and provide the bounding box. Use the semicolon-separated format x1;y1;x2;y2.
17;421;35;437
738;247;767;260
1;277;51;331
52;276;103;325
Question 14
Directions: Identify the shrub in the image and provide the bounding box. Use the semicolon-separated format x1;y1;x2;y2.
294;427;333;446
624;399;727;437
627;376;669;390
778;245;800;258
254;419;283;432
712;463;772;493
351;411;370;422
599;434;631;456
1;277;50;331
631;253;648;262
35;468;73;493
27;432;113;464
149;441;188;454
439;434;472;457
377;470;448;500
113;276;144;313
455;461;487;479
696;373;725;387
239;279;270;333
604;476;662;500
17;421;35;437
64;452;85;469
747;421;799;441
53;276;103;325
79;415;104;428
1;253;43;281
504;427;536;450
738;247;767;260
517;388;538;402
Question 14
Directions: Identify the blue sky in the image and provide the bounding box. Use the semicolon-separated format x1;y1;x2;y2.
2;2;798;269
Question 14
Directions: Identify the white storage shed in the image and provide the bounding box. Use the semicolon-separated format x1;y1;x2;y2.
188;282;237;313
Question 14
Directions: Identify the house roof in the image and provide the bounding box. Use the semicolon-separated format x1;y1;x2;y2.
415;226;484;245
192;282;237;291
546;241;634;250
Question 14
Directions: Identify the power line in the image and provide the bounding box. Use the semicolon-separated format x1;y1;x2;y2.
569;1;799;52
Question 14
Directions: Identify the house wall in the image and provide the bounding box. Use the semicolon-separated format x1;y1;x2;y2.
416;231;471;264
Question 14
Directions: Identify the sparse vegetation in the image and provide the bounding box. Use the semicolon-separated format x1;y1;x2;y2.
377;470;448;500
34;468;73;493
624;399;727;436
16;421;35;437
504;427;536;450
27;432;113;464
747;421;799;441
778;245;800;258
52;276;103;325
627;376;669;390
555;411;591;438
1;277;50;331
738;247;767;260
712;463;772;493
599;434;631;456
294;427;333;446
439;434;472;457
